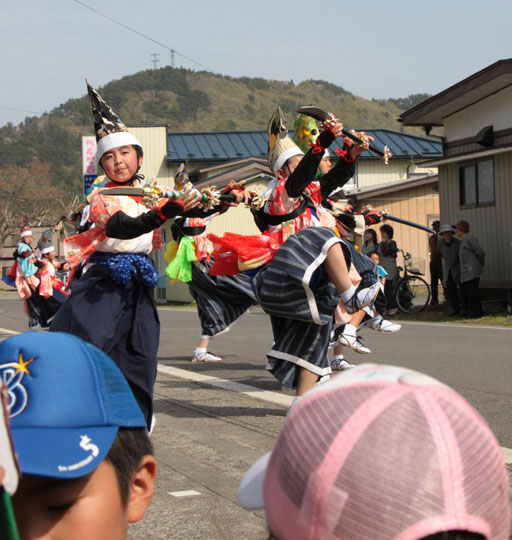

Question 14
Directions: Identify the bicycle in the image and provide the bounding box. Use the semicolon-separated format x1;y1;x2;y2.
394;250;431;313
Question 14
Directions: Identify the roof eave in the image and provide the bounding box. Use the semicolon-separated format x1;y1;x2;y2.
399;59;512;126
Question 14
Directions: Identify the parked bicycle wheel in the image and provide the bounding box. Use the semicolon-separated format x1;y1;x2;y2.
395;276;430;313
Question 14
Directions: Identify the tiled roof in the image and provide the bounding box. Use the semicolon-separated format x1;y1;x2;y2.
166;129;442;163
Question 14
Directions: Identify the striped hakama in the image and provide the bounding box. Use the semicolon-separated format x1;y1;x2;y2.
252;227;350;389
188;260;258;339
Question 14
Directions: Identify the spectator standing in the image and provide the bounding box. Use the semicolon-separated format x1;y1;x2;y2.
428;220;443;306
455;220;485;318
362;229;378;256
376;224;398;315
437;224;461;316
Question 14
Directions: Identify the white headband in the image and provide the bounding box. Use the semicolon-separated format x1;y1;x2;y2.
96;132;142;162
274;147;304;176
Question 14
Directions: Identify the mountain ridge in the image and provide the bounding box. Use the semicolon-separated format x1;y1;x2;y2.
0;66;432;193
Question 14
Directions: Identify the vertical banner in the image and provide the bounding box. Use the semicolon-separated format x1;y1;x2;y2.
82;136;97;195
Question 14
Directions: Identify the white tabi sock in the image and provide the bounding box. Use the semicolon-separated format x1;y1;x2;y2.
340;285;356;305
343;324;357;337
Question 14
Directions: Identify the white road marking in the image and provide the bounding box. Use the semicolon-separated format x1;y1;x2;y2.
168;490;201;497
157;364;293;408
0;327;22;336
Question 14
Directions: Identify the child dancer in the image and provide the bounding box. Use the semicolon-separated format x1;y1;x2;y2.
166;167;258;363
35;229;69;328
50;82;201;428
210;108;379;401
13;218;42;328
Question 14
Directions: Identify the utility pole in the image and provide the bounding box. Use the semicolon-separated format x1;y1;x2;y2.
150;53;160;70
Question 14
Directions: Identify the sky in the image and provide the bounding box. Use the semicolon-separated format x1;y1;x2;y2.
1;0;511;127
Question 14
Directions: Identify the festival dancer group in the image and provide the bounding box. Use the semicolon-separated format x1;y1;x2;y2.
9;81;402;421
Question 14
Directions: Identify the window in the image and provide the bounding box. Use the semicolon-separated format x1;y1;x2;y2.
459;158;494;207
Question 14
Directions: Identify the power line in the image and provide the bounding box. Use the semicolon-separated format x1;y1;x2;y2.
72;0;217;73
0;106;44;115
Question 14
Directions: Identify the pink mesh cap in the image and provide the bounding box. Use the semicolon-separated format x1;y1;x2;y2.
238;364;511;540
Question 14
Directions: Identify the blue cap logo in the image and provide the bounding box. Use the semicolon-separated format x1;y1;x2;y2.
1;352;36;419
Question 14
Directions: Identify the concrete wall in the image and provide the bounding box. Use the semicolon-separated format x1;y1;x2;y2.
357;159;437;188
363;183;440;281
444;86;512;142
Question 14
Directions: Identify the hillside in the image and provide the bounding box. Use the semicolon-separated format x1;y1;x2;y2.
0;67;430;193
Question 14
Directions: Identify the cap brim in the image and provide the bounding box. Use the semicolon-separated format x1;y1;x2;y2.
238;451;271;509
12;426;118;479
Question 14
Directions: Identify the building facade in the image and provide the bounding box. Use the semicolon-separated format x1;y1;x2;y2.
400;59;512;303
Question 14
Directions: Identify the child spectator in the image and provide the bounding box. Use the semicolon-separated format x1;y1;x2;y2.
0;331;156;540
238;364;510;540
377;224;399;315
369;250;387;284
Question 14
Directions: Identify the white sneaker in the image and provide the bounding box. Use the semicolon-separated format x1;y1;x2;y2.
331;357;355;371
345;282;381;314
337;333;371;354
369;318;401;333
192;352;222;363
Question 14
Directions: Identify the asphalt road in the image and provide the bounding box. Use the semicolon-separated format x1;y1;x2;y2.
1;292;511;448
1;291;511;539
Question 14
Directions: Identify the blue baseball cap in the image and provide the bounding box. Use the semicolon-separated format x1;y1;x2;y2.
0;332;146;479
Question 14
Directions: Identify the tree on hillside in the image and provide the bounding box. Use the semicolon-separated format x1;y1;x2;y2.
0;163;74;247
388;93;432;110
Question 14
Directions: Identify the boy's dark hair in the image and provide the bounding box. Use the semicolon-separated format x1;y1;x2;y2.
106;427;153;504
380;223;394;239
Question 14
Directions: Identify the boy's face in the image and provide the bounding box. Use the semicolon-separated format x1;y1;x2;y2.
24;235;33;245
277;154;303;181
318;156;332;174
100;146;142;184
370;254;379;264
11;458;154;540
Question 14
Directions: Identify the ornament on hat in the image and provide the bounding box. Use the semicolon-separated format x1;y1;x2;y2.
86;80;142;163
174;163;193;192
19;216;32;239
37;228;55;255
267;107;304;176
